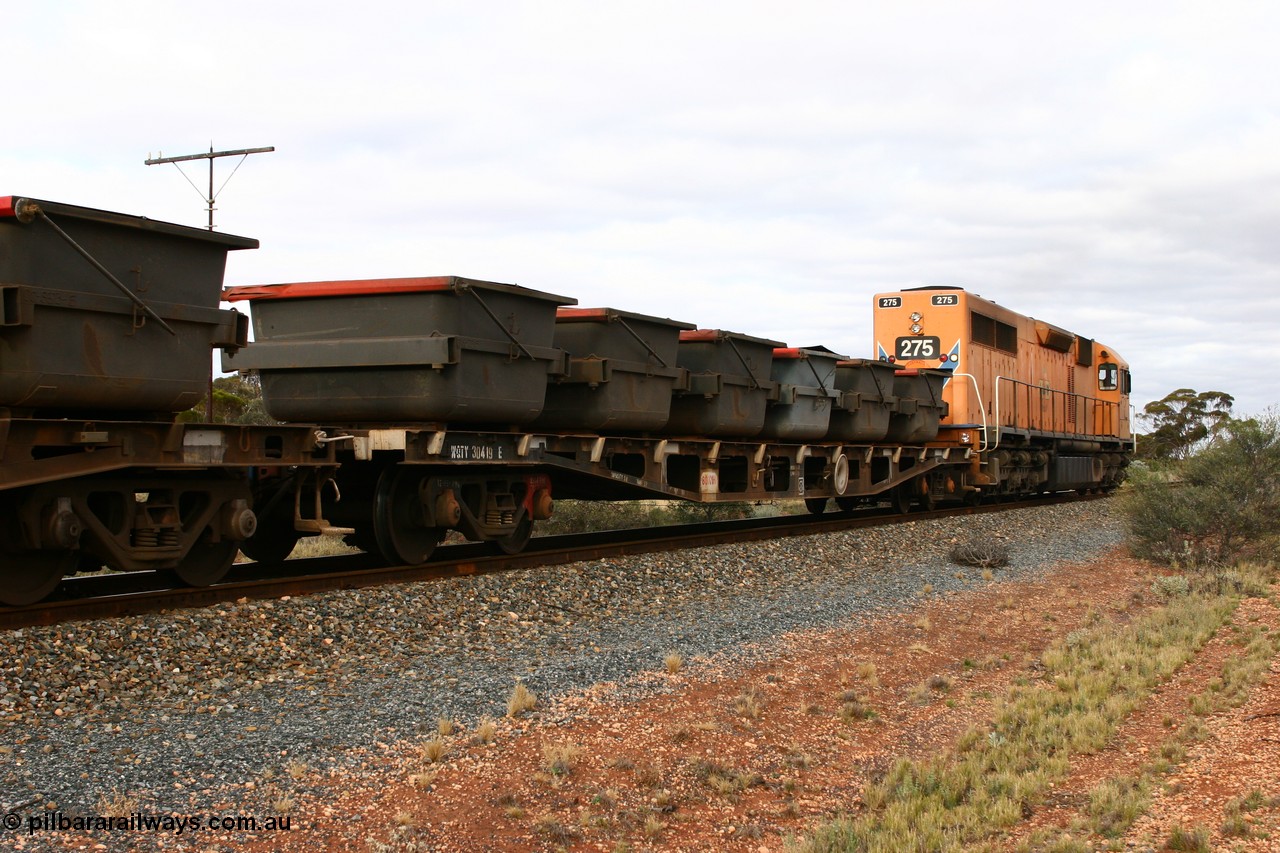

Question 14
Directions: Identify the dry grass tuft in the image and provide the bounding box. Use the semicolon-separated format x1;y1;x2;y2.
693;759;762;797
408;770;437;789
838;686;875;720
272;795;295;815
436;716;456;737
784;747;811;769
507;681;538;717
95;790;139;817
856;661;879;686
541;741;583;776
1164;824;1210;852
633;763;662;787
534;814;580;843
733;687;765;719
590;787;619;810
285;759;309;781
474;716;497;744
418;737;447;764
663;651;684;674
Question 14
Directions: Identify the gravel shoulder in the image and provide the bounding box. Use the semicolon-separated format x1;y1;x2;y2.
0;500;1177;851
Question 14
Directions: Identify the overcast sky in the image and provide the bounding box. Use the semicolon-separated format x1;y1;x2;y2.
7;1;1278;417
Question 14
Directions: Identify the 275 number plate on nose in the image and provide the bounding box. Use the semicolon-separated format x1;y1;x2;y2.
895;336;940;359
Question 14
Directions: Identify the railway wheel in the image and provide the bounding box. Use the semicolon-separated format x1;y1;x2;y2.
495;514;534;555
172;529;238;587
240;482;301;564
804;497;829;515
0;550;75;606
239;525;301;564
835;496;859;512
239;489;300;564
890;484;913;514
373;468;442;565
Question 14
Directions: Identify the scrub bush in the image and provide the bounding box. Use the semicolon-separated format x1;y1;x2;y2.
1121;413;1280;567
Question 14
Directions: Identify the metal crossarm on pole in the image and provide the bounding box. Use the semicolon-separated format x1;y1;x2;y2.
145;145;275;230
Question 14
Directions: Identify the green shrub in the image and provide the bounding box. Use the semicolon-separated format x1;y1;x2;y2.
1150;575;1190;600
1121;414;1280;566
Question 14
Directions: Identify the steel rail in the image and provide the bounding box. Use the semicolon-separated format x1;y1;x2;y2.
0;493;1097;629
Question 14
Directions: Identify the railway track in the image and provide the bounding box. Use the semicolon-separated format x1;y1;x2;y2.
0;493;1095;629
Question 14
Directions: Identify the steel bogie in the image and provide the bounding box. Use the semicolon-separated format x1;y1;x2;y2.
0;472;253;599
0;417;338;603
323;450;553;562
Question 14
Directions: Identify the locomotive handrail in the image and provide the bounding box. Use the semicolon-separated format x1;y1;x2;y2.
993;376;1121;447
17;200;177;336
950;372;990;452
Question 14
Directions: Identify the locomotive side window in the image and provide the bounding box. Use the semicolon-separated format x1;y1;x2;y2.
972;312;995;347
971;311;1018;356
1098;362;1119;391
1076;336;1093;367
995;322;1018;353
1121;368;1132;394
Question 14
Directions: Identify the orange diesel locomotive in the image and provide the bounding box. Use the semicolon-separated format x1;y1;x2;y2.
873;286;1132;498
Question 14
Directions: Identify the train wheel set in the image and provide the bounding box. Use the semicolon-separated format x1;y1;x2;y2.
0;195;1133;606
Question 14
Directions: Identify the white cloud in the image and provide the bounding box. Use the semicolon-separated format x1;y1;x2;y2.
5;0;1279;416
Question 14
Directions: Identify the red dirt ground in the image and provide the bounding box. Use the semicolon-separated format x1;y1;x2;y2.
211;549;1280;851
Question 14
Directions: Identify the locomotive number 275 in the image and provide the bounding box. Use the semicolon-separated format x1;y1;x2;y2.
895;336;940;359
